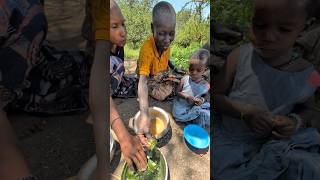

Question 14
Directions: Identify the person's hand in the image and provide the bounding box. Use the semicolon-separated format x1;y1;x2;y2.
137;115;151;148
137;132;152;149
119;134;147;171
194;97;204;106
186;96;197;104
242;104;273;136
271;115;296;139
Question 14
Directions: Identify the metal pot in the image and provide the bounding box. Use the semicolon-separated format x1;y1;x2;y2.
130;106;170;139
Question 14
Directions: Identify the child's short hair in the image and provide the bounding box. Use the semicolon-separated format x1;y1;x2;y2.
190;49;210;67
152;1;176;27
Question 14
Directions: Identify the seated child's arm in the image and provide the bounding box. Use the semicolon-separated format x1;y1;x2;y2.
214;48;273;135
176;77;197;105
214;47;244;117
176;77;186;98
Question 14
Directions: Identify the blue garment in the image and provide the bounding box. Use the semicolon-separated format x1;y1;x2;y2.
213;44;320;180
173;75;210;128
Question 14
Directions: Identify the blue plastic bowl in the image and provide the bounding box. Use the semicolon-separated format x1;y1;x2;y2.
184;124;210;149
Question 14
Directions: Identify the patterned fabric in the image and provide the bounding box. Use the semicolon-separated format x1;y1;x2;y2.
0;0;89;114
11;43;89;114
110;55;136;98
148;70;182;101
0;0;47;108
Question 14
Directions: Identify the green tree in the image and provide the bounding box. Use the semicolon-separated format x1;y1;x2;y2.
118;0;158;49
175;0;210;47
212;0;253;30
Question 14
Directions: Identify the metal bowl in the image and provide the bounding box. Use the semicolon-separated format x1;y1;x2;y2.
120;148;169;180
131;107;170;139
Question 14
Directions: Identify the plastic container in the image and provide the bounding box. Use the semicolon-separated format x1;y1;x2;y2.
184;124;210;149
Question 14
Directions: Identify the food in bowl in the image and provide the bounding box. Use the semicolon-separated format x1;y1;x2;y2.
121;148;167;180
150;117;166;136
121;139;168;180
132;107;170;139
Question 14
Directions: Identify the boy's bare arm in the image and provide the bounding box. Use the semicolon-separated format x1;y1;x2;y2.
137;75;150;134
89;40;108;177
214;48;273;135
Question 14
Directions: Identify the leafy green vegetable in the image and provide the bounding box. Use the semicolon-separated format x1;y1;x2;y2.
126;147;161;180
126;170;137;180
148;138;157;151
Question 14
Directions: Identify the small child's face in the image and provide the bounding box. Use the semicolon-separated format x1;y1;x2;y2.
251;0;306;59
152;18;176;52
110;7;127;47
189;62;206;82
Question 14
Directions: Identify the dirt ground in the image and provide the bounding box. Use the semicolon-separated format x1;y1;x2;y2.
12;0;93;179
12;1;210;179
